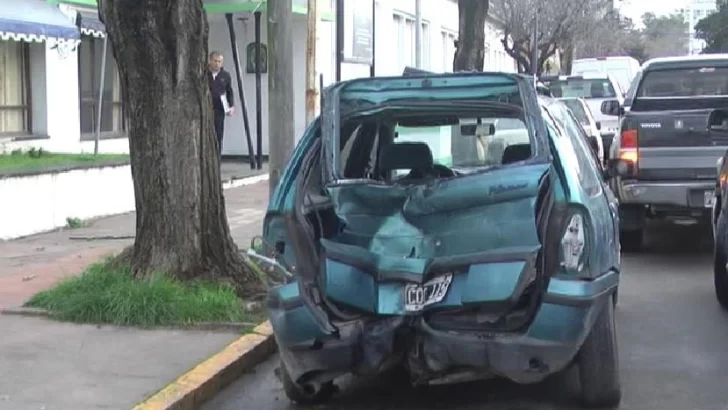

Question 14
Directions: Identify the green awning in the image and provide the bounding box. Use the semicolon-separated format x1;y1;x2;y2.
49;0;334;21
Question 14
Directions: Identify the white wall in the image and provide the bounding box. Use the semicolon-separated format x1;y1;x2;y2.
0;165;134;240
5;1;516;158
341;0;516;80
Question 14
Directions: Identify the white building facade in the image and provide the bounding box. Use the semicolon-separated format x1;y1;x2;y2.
0;0;517;158
682;0;718;55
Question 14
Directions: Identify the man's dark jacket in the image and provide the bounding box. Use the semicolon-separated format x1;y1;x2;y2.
208;68;235;112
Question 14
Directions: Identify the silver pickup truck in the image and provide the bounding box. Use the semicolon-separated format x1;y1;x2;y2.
602;54;728;251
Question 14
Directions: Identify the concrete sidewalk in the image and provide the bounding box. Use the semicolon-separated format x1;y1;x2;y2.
0;181;269;410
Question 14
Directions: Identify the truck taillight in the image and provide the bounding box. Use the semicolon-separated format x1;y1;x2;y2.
619;129;638;177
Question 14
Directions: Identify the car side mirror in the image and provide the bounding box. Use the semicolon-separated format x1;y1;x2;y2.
595;121;602;130
604;158;632;179
600;100;621;117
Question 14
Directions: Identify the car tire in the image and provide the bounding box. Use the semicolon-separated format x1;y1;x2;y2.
578;295;621;408
714;246;728;311
279;360;336;405
620;228;643;252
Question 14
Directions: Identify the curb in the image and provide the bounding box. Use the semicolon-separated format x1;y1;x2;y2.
130;321;276;410
0;306;51;318
222;173;269;190
0;307;262;333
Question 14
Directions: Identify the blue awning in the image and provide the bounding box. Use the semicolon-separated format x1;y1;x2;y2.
0;0;80;44
76;9;105;38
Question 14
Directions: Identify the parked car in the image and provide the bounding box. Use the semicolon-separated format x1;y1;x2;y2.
541;74;624;161
559;97;605;164
603;54;728;251
709;107;728;310
258;72;628;408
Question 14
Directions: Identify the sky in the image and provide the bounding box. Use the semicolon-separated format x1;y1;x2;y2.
618;0;689;25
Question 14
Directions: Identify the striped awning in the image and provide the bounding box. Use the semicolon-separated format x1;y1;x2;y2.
75;9;105;38
0;0;79;45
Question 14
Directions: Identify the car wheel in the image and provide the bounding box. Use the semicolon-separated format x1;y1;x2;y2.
714;246;728;311
578;295;621;408
620;228;643;252
279;360;337;405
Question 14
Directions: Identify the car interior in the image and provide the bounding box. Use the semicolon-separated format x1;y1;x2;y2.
336;116;533;184
295;116;534;254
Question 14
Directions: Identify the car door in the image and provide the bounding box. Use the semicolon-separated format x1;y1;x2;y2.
550;103;620;274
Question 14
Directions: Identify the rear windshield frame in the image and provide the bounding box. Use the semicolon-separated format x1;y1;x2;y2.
634;65;728;99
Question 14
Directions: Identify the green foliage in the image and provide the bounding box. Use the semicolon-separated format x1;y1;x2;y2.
695;3;728;53
0;150;129;173
65;217;86;229
26;259;251;327
640;12;690;58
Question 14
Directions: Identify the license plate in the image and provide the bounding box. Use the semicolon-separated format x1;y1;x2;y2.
705;190;716;208
404;274;453;312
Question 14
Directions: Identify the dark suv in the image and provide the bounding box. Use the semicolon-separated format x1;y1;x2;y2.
602;54;728;251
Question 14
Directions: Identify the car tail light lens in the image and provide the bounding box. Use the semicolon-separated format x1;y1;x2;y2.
560;212;588;275
718;158;727;189
619;129;638;177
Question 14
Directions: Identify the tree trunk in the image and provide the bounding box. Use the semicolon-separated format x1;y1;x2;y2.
560;42;575;75
453;0;488;71
98;0;263;295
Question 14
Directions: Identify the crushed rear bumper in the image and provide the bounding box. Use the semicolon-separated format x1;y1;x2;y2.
269;271;618;386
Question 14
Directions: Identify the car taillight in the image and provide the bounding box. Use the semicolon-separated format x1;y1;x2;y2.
619;129;638;177
560;211;588;276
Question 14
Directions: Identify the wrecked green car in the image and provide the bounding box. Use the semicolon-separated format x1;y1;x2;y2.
259;72;627;407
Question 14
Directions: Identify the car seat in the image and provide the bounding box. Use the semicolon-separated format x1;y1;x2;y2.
379;142;435;183
501;143;531;165
590;82;605;98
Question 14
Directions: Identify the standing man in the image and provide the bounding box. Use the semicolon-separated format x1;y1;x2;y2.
208;51;235;155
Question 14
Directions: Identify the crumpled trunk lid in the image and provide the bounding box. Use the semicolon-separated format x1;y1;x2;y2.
319;163;552;316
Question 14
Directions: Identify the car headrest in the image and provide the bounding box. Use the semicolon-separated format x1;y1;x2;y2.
379;142;434;172
501;143;531;165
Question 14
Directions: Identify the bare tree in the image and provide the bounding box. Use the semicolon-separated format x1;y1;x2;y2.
490;0;611;74
453;0;489;71
97;0;262;295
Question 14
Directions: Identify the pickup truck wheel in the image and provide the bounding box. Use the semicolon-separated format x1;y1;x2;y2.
714;247;728;310
578;295;621;408
279;361;336;405
620;229;643;252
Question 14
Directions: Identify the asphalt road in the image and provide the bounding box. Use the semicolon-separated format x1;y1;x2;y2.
204;221;728;410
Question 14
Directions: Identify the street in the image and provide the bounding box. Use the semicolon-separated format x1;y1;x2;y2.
204;221;728;410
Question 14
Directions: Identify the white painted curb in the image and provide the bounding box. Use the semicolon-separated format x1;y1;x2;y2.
222;173;269;190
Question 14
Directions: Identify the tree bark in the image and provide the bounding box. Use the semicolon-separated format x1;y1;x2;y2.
453;0;489;71
560;41;575;74
98;0;263;295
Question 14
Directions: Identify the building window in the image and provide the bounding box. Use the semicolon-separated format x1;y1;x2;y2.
393;13;416;72
78;37;125;137
421;21;430;70
0;41;31;134
441;31;456;72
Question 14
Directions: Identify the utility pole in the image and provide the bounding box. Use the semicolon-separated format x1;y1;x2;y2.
305;0;319;125
267;0;295;193
531;10;539;76
415;0;422;68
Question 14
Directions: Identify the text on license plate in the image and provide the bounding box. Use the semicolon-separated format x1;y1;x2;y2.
404;274;453;312
705;190;716;208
